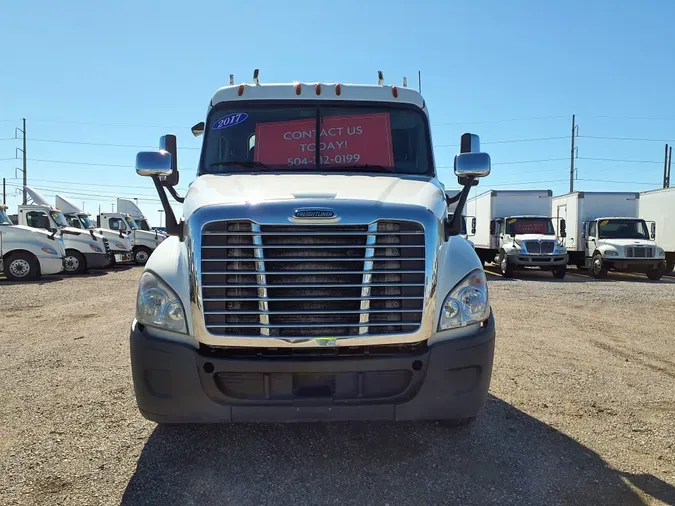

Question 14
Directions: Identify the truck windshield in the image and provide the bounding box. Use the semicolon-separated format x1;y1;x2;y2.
599;219;649;240
50;211;69;228
125;217;139;230
201;103;432;176
137;218;150;231
505;217;555;235
0;210;12;226
65;215;83;229
79;215;95;229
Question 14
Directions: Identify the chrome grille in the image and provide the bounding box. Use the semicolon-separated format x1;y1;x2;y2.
200;220;425;338
524;240;554;254
625;246;653;258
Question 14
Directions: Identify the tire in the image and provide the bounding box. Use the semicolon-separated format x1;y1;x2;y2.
646;266;664;281
439;416;476;428
499;251;514;277
134;247;151;266
63;250;87;275
552;265;567;279
591;253;608;279
3;252;40;281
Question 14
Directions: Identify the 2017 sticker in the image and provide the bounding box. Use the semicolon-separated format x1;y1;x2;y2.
212;113;248;130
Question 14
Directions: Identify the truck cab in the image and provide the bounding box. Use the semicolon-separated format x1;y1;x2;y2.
18;203;110;274
98;212;164;265
128;73;495;425
55;195;135;265
582;217;666;279
490;215;568;278
0;204;66;281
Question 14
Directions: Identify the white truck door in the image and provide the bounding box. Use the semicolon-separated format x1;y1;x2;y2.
585;221;597;257
556;204;567;237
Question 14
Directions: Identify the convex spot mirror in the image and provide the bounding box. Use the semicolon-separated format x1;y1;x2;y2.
454;152;491;178
136;151;173;177
651;222;656;240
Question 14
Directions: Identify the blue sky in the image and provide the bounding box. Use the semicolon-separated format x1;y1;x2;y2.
2;0;674;226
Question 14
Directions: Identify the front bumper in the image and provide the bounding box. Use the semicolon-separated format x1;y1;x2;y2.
129;313;496;424
84;252;111;269
112;251;135;264
510;253;568;267
605;258;666;271
37;256;65;276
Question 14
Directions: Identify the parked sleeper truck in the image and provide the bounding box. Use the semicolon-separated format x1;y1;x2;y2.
55;195;135;265
97;212;164;265
638;187;675;273
0;204;66;281
21;186;111;274
129;74;495;425
553;191;667;280
466;189;568;278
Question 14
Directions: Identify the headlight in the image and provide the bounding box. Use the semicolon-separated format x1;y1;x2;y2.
89;243;103;253
136;271;187;334
604;250;619;257
438;269;490;331
41;247;58;255
656;247;665;257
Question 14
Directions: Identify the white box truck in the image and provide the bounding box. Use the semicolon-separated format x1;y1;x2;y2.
466;189;568;278
97;212;165;265
638;187;675;273
1;204;66;281
552;191;667;279
128;73;496;426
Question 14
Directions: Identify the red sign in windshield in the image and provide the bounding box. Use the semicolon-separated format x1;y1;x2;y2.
254;113;394;167
510;221;549;234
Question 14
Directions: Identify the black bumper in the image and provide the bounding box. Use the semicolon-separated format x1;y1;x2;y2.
130;314;496;424
84;252;111;269
606;259;666;271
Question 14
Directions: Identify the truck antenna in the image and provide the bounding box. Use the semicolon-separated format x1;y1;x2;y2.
253;69;260;85
377;70;384;85
229;74;235;85
402;77;408;88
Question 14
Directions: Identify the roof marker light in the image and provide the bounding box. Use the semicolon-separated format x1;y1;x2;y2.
403;77;408;88
335;84;342;96
229;74;235;85
316;83;321;95
377;70;384;85
295;83;302;95
238;85;244;96
253;69;260;85
392;86;398;98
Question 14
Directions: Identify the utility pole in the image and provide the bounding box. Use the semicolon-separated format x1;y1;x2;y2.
664;144;670;188
2;178;5;205
15;118;27;204
668;146;672;188
569;114;578;193
418;70;422;93
158;210;164;228
82;201;85;212
111;203;114;212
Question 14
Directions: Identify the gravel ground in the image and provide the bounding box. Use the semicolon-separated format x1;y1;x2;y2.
0;266;674;505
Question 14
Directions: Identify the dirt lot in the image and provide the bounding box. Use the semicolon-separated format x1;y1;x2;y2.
0;266;674;505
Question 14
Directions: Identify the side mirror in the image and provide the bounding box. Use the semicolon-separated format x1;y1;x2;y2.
489;220;496;236
192;122;205;137
510;230;516;238
560;218;567;238
136;151;173;177
651;222;656;240
159;135;179;187
454;152;491;178
582;230;586;239
471;217;476;235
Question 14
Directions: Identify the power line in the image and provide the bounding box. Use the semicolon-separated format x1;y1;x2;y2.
433;115;568;126
8;176;189;192
26;118;188;129
578;156;663;164
438;157;568;169
28;137;201;150
434;136;568;148
26;157;195;170
0;137;16;141
577;178;660;186
579;135;675;143
5;182;164;203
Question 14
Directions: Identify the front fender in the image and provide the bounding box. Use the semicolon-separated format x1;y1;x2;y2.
142;237;195;341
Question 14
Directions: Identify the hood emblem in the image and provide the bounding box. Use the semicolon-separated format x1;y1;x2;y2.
292;208;337;219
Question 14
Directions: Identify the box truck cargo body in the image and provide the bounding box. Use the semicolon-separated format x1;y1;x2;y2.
552;191;666;279
466;190;567;278
638;187;675;272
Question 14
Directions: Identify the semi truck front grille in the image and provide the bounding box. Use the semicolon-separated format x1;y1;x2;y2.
524;241;555;254
625;246;654;258
200;220;426;339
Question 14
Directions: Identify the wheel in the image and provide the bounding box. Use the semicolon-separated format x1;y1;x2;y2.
499;251;514;277
134;247;151;265
63;250;86;275
438;416;476;428
591;253;608;279
3;252;40;281
552;265;567;279
646;265;664;281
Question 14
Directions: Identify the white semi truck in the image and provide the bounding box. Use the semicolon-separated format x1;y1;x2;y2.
128;73;495;426
55;195;135;265
638;187;675;273
20;187;111;274
97;212;164;265
1;204;66;281
466;189;568;278
553;191;667;279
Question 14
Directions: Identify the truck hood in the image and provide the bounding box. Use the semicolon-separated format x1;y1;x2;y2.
92;228;132;250
183;174;446;219
9;225;54;238
600;238;657;247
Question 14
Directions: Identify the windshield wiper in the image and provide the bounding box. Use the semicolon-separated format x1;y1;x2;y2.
209;161;272;170
337;164;396;173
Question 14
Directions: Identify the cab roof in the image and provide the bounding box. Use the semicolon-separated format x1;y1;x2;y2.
594;216;641;221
